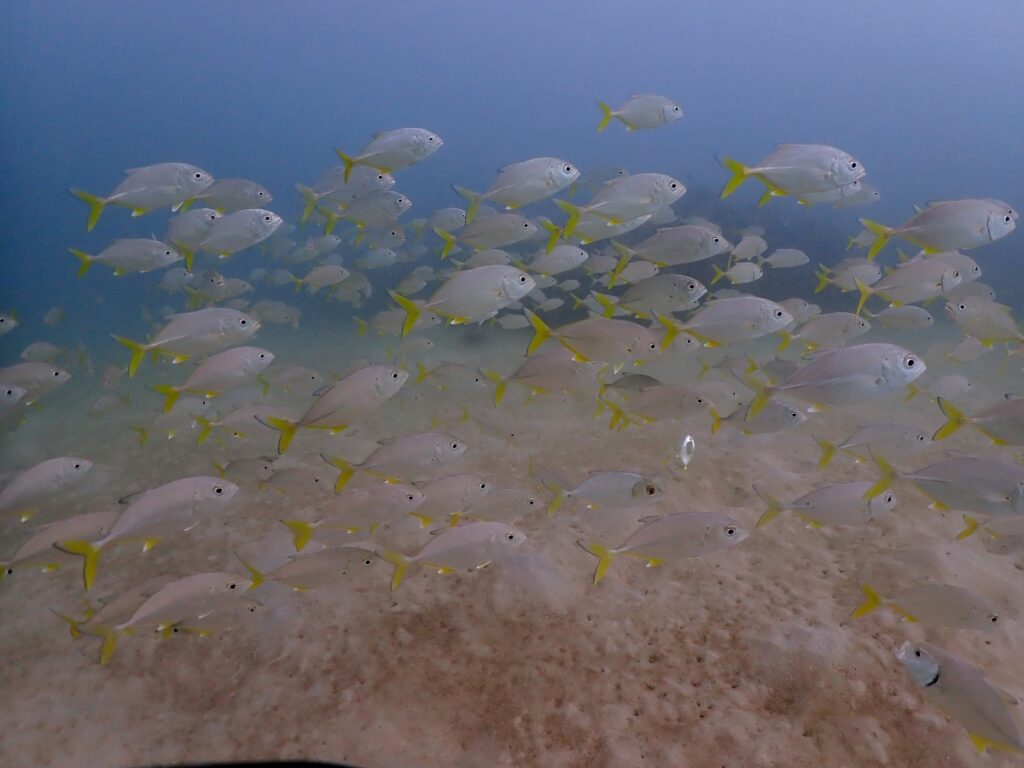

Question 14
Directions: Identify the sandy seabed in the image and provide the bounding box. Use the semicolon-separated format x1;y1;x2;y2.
1;320;1022;768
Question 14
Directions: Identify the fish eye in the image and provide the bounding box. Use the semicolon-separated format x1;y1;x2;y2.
259;353;266;359
165;250;172;256
392;372;399;379
257;191;264;197
914;649;921;657
885;494;893;503
696;396;705;404
377;174;385;181
849;161;858;169
958;303;966;310
407;494;416;501
775;310;784;318
917;434;926;441
5;568;12;575
518;275;527;283
725;526;736;537
564;165;572;173
645;484;657;496
428;136;435;142
450;442;459;450
859;320;867;327
194;172;202;179
53;370;61;376
669;182;678;190
905;357;916;367
712;237;720;244
673;106;680;112
480;482;488;489
214;486;224;494
363;558;374;566
73;462;81;469
505;532;516;541
1005;215;1012;223
953;270;960;278
522;222;530;229
264;215;272;222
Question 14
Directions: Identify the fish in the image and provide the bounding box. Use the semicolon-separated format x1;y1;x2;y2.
755;483;896;528
864;305;934;330
454;157;579;222
523;245;589;276
660;296;793;349
895;641;1024;754
758;248;809;269
196;208;283;257
334;127;443;181
853;258;960;315
711;399;805;436
152;346;273;412
186;178;272;213
777;312;870;353
321;432;467;491
545;472;662;513
730;235;768;261
600;274;706;318
0;457;93;522
483;346;598;405
597;95;683;131
720;144;865;204
409;474;493;527
111;308;260;377
238;545;381;592
281;484;425;548
852;583;1000;630
295;166;395;223
57;476;238;589
458;488;540;524
711;261;763;286
321;191;411;236
555;174;685;237
1;510;117;577
378;521;525;591
68;239;181;277
257;365;408;453
933;396;1024;445
945;297;1024;346
70;162;214;231
0;312;19;335
578;511;748;585
526;311;661;368
814;421;930;469
814;258;882;293
435;213;538;256
0;362;71;404
613;226;731;267
860;198;1017;260
292;264;351;293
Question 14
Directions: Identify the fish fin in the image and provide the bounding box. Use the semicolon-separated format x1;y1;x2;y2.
110;334;149;378
957;514;981;540
655;313;682;350
903;382;919;402
433;228;457;259
50;608;84;639
130;425;149;446
255;415;299;454
813;265;832;294
193;414;214;445
334;149;356;182
608;248;631;288
596;100;614;132
932;397;968;441
452;185;482;224
858;218;893;261
483;369;508;407
537;217;562;253
775;328;793;353
711;264;727;285
379;549;411;591
814;438;837;470
408;513;433;528
709;407;722;434
863;450;897;500
553;199;581;238
388;291;421;337
281;520;314;552
753;485;783;527
742;375;773;420
69;189;108;232
68;248;94;277
540;477;567;514
295;184;319;224
591;292;619;318
353;316;367;336
321;453;356;492
99;629;119;665
55;539;101;590
850;584;883;618
853;277;873;316
577;540;615;585
152;384;181;414
235;552;265;590
524;309;552;356
719;157;750;199
414;361;430;384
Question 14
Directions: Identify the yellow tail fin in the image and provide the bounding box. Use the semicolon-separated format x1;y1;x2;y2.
50;608;84;639
353;316;367;336
68;248;94;277
524;309;552;356
193;414;214;445
578;540;615;585
379;549;411;591
853;277;873;317
591;292;619;318
256;415;300;454
235;552;265;589
655;313;682;350
863;450;897;500
933;397;968;440
56;539;101;590
483;369;508;407
334;149;356;182
596;100;614;132
851;584;883;619
858;218;893;261
743;375;773;420
711;264;727;286
295;183;319;224
719;157;750;198
957;514;981;540
453;185;482;224
433;228;457;259
815;438;837;470
814;265;832;294
69;189;107;232
553;199;582;238
153;384;181;414
710;407;722;434
281;520;315;552
415;361;430;384
110;334;149;378
754;486;784;527
321;454;356;492
775;328;793;353
388;291;421;337
538;217;561;253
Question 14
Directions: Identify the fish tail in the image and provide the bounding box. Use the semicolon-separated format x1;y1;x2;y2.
577;540;615;585
255;415;299;454
98;628;119;665
321;208;340;236
596;100;614;132
388;290;421;337
193;414;214;445
600;395;630;431
775;328;793;353
68;248;94;277
957;514;981;540
295;183;319;224
110;334;149;378
903;382;920;402
539;476;567;514
321;453;356;492
379;549;411;592
757;188;775;207
452;185;481;224
281;519;315;552
524;309;552;356
863;450;897;500
742;375;773;420
482;369;508;407
553;199;581;238
569;292;585;310
858;218;893;261
433;228;457;259
719;157;750;199
69;188;107;232
709;407;722;434
414;361;431;383
607;248;631;289
130;425;149;445
711;264;727;286
853;277;873;317
933;397;968;440
814;265;832;294
591;292;619;319
235;552;265;589
538;217;562;253
815;437;837;470
655;313;682;350
55;539;101;590
290;276;303;294
353;316;367;336
851;584;883;619
50;608;84;639
334;149;356;182
753;485;783;527
152;384;181;414
178;245;195;273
